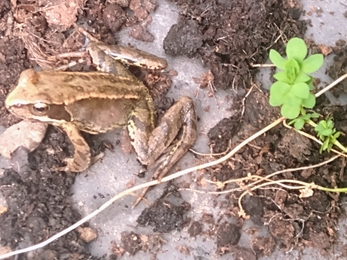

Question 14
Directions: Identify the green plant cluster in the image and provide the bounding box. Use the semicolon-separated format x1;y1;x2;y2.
314;118;341;153
268;38;347;155
269;38;324;119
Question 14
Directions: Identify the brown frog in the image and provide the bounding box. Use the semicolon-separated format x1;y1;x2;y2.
5;41;197;187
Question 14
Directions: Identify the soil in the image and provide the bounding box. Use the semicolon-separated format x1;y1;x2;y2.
0;0;347;259
328;39;347;97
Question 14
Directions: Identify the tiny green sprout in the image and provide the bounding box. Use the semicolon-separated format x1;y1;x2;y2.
314;118;341;153
289;108;319;130
269;38;324;119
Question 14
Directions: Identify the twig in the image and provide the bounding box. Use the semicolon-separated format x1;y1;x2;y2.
315;73;347;97
240;82;254;116
189;139;232;157
250;63;275;68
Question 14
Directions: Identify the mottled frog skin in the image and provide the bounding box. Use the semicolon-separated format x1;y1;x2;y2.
5;42;197;180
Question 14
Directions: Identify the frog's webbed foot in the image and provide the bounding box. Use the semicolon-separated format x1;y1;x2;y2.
55;158;82;173
55;152;100;173
91;152;105;165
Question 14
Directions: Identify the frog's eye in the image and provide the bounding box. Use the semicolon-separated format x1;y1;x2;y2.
31;103;50;115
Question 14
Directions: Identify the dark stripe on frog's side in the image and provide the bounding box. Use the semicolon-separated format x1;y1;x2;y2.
65;98;138;134
128;116;150;133
47;104;71;121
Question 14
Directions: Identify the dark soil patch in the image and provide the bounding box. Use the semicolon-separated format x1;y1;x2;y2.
136;183;190;233
165;0;306;90
328;39;347;97
0;0;346;259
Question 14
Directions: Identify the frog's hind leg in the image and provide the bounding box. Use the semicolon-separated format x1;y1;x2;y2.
87;42;139;80
90;42;167;70
130;96;197;207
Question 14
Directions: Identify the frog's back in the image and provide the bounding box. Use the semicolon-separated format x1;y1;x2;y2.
7;69;152;107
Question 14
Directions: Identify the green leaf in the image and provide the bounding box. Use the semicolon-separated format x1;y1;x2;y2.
281;102;301;119
326;143;333;152
306;77;314;90
315;119;336;141
309;112;319;118
269;81;291;106
326;118;334;128
288;118;296;125
301;54;324;73
302;93;316;108
315;123;325;135
294;118;305;130
286;92;303;106
280;92;303;118
274;71;290;83
269;49;287;69
321;139;330;152
291;82;310;99
333;132;341;139
321;128;333;136
285;58;300;83
294;71;311;83
286;38;307;62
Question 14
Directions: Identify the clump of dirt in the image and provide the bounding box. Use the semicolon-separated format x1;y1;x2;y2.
164;0;306;90
137;200;190;232
116;232;165;257
327;39;347;97
137;184;190;232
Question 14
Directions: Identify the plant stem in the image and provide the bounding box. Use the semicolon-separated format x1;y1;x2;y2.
307;119;317;128
316;186;347;193
332;140;347;153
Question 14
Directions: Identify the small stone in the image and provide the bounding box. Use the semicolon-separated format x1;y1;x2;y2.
0;191;8;217
0;120;48;159
77;226;98;243
108;0;129;7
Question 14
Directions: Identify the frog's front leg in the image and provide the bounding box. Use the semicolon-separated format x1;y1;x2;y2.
58;122;91;172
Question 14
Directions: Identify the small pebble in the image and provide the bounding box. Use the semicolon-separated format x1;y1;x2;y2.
0;120;48;159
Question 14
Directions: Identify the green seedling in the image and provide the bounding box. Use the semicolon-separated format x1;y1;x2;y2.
288;108;319;130
314;118;342;153
268;37;347;155
269;38;324;119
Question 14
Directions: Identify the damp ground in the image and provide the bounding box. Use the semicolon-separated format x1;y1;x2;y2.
1;0;347;259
